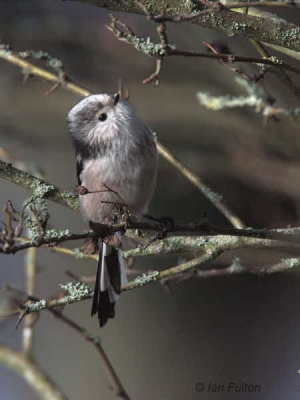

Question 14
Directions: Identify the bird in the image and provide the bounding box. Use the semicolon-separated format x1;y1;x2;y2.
67;93;158;326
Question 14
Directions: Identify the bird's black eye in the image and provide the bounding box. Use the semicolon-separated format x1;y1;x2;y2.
98;113;107;122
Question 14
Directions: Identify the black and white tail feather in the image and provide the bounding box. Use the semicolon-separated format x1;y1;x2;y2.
91;243;128;327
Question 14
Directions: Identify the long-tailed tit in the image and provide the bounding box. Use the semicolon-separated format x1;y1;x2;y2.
67;93;158;326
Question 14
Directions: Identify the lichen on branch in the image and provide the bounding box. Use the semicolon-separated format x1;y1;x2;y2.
0;161;79;210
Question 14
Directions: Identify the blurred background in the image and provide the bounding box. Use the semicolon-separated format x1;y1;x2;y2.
1;0;300;399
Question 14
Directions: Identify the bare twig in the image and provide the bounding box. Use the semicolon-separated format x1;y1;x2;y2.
6;283;130;399
0;345;68;400
22;247;38;358
163;256;300;286
203;40;254;81
157;142;245;228
48;310;130;400
248;36;300;100
226;1;300;8
142;58;163;85
261;42;300;62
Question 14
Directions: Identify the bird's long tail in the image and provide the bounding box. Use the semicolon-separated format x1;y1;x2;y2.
91;243;128;327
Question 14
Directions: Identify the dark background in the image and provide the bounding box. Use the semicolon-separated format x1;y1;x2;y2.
1;1;300;399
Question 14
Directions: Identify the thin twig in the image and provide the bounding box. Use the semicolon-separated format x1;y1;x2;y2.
48;310;130;400
227;1;299;8
248;37;300;100
163;256;300;286
142;58;163;85
0;46;90;97
22;247;38;358
156;142;245;228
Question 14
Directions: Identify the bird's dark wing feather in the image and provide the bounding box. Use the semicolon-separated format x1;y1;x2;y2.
76;156;84;185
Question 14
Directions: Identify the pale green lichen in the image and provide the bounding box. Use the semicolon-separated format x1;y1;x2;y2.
43;229;72;240
83;331;101;345
201;185;223;202
263;56;283;65
125;34;175;57
133;271;160;287
72;248;86;259
230;21;247;35
197;92;260;111
274;26;300;48
60;190;78;200
23;197;49;238
18;50;64;73
59;282;92;302
192;236;208;247
228;257;244;273
31;182;55;199
197;76;268;113
24;299;46;313
282;258;300;269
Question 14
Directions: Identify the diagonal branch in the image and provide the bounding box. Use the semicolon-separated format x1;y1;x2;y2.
157;142;245;228
22;247;38;358
0;345;68;400
33;303;130;400
0;160;79;210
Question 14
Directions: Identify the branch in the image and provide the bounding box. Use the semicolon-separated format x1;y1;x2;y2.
108;14;300;111
162;256;300;286
197;76;300;118
42;309;130;400
1;230;95;254
22;247;38;358
0;44;90;97
0;345;68;400
5;282;130;399
21;235;300;314
226;1;300;8
156;143;245;228
22;189;46;357
67;0;300;51
0;161;79;210
232;6;300;62
3;214;300;258
108;15;300;76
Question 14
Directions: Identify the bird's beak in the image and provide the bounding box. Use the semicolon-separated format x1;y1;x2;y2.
112;93;120;106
